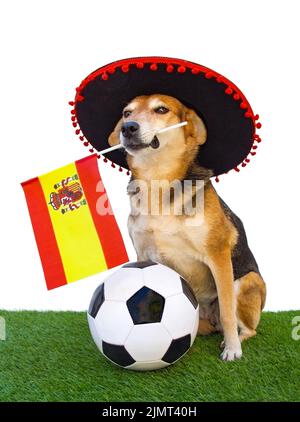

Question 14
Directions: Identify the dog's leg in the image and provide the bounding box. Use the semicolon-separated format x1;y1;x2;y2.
236;271;266;342
207;249;242;361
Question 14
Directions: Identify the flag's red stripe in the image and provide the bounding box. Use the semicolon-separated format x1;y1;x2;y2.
21;177;67;290
75;155;129;268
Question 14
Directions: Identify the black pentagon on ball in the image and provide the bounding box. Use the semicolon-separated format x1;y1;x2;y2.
102;341;135;367
122;260;158;269
88;283;105;318
180;277;198;309
162;334;191;364
127;286;165;324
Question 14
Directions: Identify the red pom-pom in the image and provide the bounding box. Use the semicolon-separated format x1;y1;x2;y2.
71;116;76;121
101;73;108;80
108;67;115;74
254;114;259;120
119;166;123;172
245;111;252;118
167;65;174;73
234;167;240;172
79;136;84;141
216;76;223;83
245;158;250;163
215;176;220;183
89;148;94;153
76;94;84;101
252;145;258;149
178;66;186;73
205;72;213;79
191;67;200;74
75;129;80;135
241;162;247;167
103;158;108;163
250;151;256;156
126;170;130;176
256;122;262;129
256;137;262;143
150;63;158;71
72;122;77;128
111;163;116;168
240;102;247;109
71;109;76;115
122;64;129;72
225;87;233;95
233;93;240;100
136;62;144;69
97;154;101;159
83;141;89;146
68;101;75;106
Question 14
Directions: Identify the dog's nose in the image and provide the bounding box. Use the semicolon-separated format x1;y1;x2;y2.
121;121;140;138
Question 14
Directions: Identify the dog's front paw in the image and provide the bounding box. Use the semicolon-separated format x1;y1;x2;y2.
220;344;242;361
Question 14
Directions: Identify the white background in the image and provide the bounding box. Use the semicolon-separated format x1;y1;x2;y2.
0;0;299;311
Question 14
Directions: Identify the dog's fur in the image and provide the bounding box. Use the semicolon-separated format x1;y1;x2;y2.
109;94;266;361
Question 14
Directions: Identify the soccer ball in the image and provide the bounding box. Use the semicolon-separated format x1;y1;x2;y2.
87;261;199;371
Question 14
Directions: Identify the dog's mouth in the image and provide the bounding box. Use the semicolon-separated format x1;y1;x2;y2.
124;136;160;151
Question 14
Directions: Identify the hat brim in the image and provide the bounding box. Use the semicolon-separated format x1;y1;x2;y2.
73;57;260;176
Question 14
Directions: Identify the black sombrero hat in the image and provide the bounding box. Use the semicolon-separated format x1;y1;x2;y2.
70;57;261;178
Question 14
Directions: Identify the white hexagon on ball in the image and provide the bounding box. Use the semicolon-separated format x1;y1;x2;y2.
125;323;172;362
142;263;183;298
162;294;199;339
95;301;134;344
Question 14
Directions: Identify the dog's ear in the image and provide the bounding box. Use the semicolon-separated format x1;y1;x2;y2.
108;118;123;146
183;106;207;146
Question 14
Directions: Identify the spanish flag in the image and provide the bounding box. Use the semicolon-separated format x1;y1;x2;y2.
21;154;129;290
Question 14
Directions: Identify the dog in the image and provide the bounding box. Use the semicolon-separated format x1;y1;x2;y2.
108;94;266;361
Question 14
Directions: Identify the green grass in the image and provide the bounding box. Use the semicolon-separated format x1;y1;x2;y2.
0;310;299;402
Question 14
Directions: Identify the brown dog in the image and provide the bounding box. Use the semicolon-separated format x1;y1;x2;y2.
108;94;266;361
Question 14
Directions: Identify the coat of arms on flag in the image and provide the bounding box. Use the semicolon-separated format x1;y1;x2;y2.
21;154;129;290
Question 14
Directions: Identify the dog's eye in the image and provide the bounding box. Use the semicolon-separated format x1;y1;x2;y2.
154;106;169;114
123;110;132;118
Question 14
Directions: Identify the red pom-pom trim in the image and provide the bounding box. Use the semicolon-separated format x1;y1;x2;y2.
102;73;108;80
178;66;186;73
136;62;144;69
150;63;158;71
167;64;174;73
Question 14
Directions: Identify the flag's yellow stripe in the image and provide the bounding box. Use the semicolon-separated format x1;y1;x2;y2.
39;162;107;283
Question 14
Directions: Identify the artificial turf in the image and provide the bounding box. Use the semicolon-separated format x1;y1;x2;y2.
0;310;299;402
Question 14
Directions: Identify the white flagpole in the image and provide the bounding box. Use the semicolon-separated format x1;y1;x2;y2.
98;121;188;155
